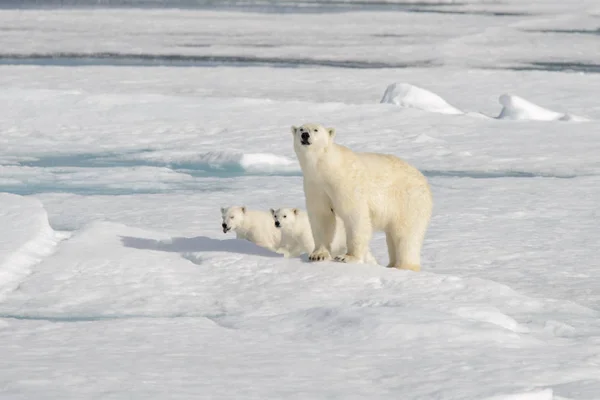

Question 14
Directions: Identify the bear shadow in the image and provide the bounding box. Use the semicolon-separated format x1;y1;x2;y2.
120;235;284;258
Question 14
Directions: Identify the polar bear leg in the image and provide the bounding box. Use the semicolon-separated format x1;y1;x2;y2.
280;249;291;258
363;249;378;265
289;247;305;258
334;208;371;264
307;210;336;261
389;232;421;272
388;189;432;272
387;219;428;272
385;232;397;268
305;186;335;261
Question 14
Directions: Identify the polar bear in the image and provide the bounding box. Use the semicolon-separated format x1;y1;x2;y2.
220;206;287;256
291;123;433;271
270;207;314;258
270;207;379;264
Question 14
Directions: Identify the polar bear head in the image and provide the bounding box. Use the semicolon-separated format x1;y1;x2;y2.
291;123;336;154
220;206;246;233
270;207;300;232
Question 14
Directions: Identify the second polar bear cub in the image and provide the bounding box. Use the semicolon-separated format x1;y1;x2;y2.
270;207;379;264
270;208;314;258
291;123;433;271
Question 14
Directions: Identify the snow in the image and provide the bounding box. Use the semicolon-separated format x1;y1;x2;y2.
1;1;600;399
497;94;589;122
381;83;463;115
381;84;592;121
0;194;67;300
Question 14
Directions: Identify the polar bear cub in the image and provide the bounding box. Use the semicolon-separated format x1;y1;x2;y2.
291;123;433;271
269;207;315;258
220;206;287;255
270;207;379;265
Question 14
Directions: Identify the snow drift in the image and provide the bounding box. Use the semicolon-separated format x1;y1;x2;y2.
497;94;589;122
0;194;66;300
380;83;464;115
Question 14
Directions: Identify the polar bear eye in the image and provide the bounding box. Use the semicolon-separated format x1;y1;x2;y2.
283;215;287;218
230;216;234;219
313;129;318;132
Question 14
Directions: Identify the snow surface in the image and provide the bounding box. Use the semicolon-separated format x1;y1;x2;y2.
1;1;600;399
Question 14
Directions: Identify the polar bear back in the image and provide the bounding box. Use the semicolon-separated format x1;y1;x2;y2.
355;150;427;186
329;146;430;230
241;210;282;248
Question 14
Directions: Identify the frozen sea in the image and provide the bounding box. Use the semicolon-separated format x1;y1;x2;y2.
1;1;599;399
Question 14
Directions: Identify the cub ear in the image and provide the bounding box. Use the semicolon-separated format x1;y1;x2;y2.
327;127;336;138
291;126;298;135
270;208;275;216
241;206;247;214
293;208;299;215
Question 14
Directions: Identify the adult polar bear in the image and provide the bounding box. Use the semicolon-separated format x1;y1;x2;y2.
292;123;433;271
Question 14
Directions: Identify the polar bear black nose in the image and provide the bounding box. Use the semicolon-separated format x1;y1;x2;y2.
301;132;310;141
275;221;280;228
222;223;227;228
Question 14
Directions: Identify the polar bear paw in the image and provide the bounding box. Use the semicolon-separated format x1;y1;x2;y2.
334;254;363;264
308;249;332;262
386;263;421;272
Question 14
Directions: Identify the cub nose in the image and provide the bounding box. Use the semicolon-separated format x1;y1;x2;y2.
222;223;227;228
301;132;310;141
275;221;280;227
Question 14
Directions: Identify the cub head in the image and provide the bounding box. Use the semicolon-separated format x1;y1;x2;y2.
270;207;300;231
291;123;335;153
220;206;247;233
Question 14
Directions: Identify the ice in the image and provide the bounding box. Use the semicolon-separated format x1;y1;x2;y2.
0;194;66;300
1;1;600;399
381;82;464;115
497;94;589;121
1;205;599;398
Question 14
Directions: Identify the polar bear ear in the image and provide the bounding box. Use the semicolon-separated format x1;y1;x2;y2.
291;126;298;135
327;128;336;138
220;207;226;214
270;208;275;216
241;206;247;214
293;208;299;215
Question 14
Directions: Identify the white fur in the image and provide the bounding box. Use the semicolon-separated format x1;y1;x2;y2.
220;206;285;255
291;123;433;271
270;207;379;264
270;207;314;258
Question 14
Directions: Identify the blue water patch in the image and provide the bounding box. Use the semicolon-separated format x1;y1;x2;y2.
0;312;226;322
16;152;302;178
1;151;301;196
2;151;580;197
0;0;467;14
490;61;600;74
0;183;232;196
0;53;436;69
422;169;578;179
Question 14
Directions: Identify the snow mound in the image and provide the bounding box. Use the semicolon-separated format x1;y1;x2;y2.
239;153;299;174
380;83;463;115
497;94;588;122
0;193;66;299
